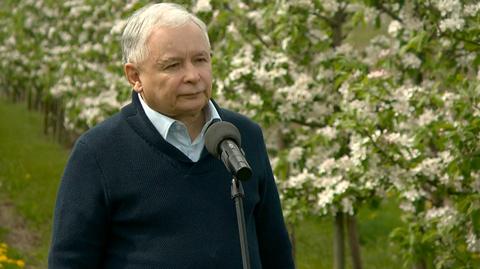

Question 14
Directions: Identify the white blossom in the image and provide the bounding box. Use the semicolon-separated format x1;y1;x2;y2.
319;158;336;174
388;20;402;36
383;132;414;147
286;169;313;188
288;147;304;163
334;180;350;195
399;201;415;212
367;69;388;79
277;73;314;106
335;43;353;55
337;155;355;172
317;174;342;189
316;67;334;81
440;38;452;48
317;189;334;209
193;0;212;13
317;126;337;139
470;172;480;192
438;151;453;164
417;109;437;126
413;157;442;178
290;0;313;8
248;93;263;106
434;0;461;17
308;29;329;42
246;10;264;28
281;37;291;50
402;53;422;69
403;188;426;202
404;13;423;31
349;135;368;165
465;4;480;17
79;106;102;127
425;206;458;229
466;231;480;252
226;23;239;36
439;16;465;32
321;0;339;13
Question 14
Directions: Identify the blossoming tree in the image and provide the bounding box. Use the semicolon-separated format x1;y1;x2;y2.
1;0;480;268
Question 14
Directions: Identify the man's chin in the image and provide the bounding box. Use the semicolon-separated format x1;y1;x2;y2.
177;101;208;115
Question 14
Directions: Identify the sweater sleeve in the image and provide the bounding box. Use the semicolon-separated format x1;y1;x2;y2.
48;139;109;269
254;128;295;269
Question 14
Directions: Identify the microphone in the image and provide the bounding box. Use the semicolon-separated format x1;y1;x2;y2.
205;121;252;181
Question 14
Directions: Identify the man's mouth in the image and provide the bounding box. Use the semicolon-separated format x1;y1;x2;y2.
182;90;204;96
181;91;204;98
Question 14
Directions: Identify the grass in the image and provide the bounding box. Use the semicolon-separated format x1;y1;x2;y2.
0;98;404;268
0;99;69;268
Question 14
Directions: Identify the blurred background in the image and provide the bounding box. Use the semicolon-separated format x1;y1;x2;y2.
1;0;480;268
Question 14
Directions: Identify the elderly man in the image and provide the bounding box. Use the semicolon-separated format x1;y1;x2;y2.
48;3;294;269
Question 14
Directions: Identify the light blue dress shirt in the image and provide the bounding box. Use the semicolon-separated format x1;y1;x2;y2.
138;93;221;162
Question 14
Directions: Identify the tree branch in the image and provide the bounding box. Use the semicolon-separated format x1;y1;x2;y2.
250;27;270;48
359;129;402;166
221;3;271;49
452;34;480;48
311;11;335;25
373;2;403;23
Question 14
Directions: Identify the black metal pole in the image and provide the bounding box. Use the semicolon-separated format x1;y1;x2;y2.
231;177;251;269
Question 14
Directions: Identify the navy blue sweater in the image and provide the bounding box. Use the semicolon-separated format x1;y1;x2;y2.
48;93;294;269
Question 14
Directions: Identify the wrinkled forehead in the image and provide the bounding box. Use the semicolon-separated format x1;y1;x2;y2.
146;22;211;57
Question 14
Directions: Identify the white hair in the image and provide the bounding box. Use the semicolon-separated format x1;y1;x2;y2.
121;3;210;64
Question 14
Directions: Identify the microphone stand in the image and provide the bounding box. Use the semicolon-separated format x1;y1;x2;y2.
231;177;251;269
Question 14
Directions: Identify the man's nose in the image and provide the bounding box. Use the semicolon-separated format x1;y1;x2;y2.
183;62;201;83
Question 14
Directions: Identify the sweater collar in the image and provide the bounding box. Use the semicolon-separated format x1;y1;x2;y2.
121;91;227;165
136;92;221;142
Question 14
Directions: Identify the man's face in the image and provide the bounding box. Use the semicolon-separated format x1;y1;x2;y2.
134;22;212;120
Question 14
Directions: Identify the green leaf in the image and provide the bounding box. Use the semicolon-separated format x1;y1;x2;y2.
399;31;427;55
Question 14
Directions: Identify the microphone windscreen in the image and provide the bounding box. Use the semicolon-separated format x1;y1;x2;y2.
205;121;241;158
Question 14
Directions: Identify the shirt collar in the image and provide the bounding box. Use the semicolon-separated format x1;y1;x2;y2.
137;92;221;140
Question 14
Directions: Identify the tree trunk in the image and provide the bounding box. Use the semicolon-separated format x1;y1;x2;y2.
346;214;362;269
52;99;58;137
413;259;427;269
334;212;345;269
331;10;347;48
55;99;64;143
27;88;32;110
35;88;43;110
43;98;50;135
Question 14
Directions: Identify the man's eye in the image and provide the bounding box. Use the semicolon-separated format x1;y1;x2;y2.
164;63;179;70
195;57;208;63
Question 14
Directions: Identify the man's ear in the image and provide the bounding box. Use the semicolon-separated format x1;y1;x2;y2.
124;63;143;93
